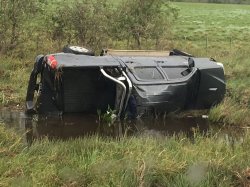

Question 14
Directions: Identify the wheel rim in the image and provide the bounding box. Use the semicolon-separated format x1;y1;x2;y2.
69;46;89;53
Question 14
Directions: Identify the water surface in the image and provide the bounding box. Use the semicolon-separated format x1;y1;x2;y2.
0;109;246;145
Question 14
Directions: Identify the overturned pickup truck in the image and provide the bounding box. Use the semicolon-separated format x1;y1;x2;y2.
26;46;226;119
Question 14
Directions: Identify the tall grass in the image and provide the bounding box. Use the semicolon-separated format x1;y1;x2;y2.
0;123;249;186
0;57;31;108
209;97;250;126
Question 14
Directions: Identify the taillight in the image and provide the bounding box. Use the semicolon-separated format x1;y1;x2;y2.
47;55;58;69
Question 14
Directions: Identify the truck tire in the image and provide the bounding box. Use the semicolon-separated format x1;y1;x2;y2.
63;45;95;56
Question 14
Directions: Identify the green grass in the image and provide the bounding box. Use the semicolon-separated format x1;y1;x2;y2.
0;123;250;186
0;57;31;108
173;3;250;42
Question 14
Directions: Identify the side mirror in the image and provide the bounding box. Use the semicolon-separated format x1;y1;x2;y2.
188;58;195;68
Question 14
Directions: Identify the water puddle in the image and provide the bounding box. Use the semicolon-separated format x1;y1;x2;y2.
0;109;247;145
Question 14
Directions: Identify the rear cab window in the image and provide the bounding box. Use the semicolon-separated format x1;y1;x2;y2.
162;66;191;80
133;67;164;81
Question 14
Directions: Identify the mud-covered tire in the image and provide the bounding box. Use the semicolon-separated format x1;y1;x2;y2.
63;45;94;56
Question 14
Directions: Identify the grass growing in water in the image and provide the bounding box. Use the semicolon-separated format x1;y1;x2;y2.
0;123;250;186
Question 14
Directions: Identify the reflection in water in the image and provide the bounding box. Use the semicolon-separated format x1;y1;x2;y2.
0;109;210;143
0;109;246;145
0;110;27;130
27;114;100;139
134;116;209;136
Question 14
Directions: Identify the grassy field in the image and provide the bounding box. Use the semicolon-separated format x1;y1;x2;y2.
0;2;250;186
173;2;250;42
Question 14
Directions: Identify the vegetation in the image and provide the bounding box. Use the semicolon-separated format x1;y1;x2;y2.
0;2;250;186
113;0;178;49
0;0;178;55
0;57;31;107
0;122;250;186
173;0;250;5
172;3;250;43
1;2;249;126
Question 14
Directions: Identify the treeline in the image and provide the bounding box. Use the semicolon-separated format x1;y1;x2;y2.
173;0;250;4
0;0;178;57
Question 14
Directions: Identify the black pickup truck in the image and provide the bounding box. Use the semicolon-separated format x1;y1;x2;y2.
26;46;225;119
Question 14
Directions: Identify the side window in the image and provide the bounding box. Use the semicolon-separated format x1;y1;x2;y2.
162;67;191;80
133;67;164;81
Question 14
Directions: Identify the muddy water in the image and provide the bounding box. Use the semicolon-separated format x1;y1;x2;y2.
0;110;28;133
0;109;212;142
